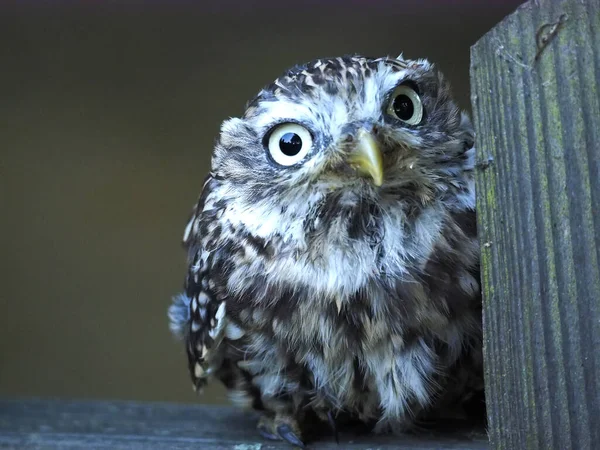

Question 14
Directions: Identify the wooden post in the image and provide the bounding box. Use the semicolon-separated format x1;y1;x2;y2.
470;0;600;449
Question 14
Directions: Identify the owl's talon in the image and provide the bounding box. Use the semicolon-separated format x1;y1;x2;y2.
257;413;305;447
277;424;305;448
327;410;339;444
257;424;280;441
257;416;281;441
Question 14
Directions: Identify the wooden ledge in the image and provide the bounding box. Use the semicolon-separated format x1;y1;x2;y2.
0;398;488;449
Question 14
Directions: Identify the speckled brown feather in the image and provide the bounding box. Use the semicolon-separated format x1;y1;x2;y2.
169;54;484;446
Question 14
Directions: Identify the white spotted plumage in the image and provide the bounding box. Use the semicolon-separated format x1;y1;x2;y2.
169;54;484;446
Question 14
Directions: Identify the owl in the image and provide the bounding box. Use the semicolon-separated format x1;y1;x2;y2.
169;54;484;447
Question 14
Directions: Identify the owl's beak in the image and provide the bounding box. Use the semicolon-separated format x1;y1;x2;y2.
347;128;384;186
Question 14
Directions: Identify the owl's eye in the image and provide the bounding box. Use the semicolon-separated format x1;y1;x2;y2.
266;123;313;166
387;84;423;125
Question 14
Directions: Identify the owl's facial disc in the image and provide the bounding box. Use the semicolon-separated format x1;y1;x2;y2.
346;128;384;186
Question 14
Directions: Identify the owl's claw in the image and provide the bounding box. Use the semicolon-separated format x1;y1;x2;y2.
276;424;305;448
257;416;279;441
256;414;305;448
257;424;280;441
327;410;339;444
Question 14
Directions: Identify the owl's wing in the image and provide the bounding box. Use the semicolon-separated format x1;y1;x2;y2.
168;174;229;391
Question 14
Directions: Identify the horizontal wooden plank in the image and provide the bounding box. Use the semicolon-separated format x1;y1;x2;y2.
0;398;488;449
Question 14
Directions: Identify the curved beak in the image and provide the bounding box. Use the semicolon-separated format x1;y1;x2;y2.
347;128;384;186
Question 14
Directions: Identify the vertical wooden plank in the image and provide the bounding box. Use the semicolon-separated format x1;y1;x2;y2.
470;0;600;448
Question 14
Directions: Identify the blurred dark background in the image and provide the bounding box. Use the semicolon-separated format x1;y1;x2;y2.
0;1;522;405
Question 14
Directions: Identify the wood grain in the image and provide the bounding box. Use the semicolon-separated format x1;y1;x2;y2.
470;0;600;448
0;398;488;449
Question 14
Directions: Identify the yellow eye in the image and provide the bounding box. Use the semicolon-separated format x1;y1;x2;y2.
267;123;313;166
387;84;423;125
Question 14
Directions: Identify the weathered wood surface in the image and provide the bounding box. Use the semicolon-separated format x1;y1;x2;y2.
470;0;600;449
0;398;488;449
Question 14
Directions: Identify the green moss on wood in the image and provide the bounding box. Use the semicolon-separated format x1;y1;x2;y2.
471;0;600;449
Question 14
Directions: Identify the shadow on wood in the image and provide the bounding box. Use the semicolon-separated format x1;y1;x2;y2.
0;398;488;449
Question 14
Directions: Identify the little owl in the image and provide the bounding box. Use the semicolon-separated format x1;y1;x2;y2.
169;54;484;447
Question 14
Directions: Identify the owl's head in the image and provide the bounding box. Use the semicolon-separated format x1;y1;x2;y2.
211;55;474;232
